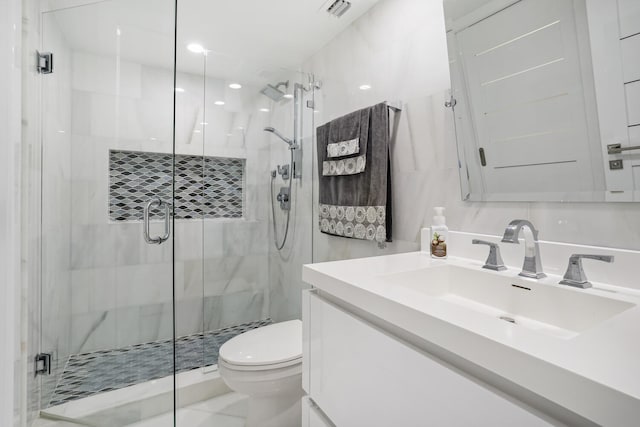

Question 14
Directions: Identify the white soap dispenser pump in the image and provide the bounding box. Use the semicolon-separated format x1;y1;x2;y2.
431;207;448;259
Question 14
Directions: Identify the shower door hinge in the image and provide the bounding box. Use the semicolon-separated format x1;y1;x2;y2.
35;353;52;376
37;51;54;74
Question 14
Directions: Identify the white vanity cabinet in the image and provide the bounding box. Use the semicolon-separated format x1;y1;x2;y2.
302;290;554;427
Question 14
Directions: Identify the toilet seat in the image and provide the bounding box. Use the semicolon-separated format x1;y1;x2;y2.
219;355;301;371
219;320;302;372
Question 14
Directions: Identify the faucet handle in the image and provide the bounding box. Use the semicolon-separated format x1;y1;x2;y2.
472;239;507;271
559;254;614;289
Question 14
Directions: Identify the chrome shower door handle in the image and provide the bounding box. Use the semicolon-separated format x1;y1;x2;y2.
158;199;171;243
143;198;171;245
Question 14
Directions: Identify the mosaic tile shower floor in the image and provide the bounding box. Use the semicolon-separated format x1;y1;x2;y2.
47;319;272;407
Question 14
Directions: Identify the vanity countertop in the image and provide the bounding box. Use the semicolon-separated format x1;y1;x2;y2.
303;251;640;426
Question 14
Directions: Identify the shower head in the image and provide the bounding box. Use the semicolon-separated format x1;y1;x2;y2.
264;126;294;147
260;81;289;101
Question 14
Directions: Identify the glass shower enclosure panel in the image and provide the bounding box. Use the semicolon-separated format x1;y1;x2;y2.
171;5;278;411
172;3;315;421
38;0;177;424
173;5;316;422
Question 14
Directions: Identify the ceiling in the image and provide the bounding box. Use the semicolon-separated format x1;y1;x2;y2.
47;0;381;85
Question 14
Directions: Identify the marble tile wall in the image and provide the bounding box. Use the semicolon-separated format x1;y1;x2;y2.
304;0;640;271
303;0;451;263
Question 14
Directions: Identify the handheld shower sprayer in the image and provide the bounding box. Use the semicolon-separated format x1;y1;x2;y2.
263;80;308;250
263;127;295;148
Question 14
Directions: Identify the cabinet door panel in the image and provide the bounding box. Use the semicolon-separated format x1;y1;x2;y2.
307;293;553;427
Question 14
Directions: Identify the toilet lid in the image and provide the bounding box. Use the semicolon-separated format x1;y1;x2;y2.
219;320;302;367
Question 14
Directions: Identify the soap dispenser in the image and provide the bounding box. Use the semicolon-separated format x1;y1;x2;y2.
431;207;448;259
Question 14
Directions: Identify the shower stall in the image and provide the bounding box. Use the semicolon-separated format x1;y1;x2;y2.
31;0;315;424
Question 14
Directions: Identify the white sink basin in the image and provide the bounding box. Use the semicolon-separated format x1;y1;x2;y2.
380;265;635;339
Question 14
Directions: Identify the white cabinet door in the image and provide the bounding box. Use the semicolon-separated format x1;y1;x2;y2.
306;293;554;427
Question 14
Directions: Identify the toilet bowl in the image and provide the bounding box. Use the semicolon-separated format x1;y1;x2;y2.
218;320;303;427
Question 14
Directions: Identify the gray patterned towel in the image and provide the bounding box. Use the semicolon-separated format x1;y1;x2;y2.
316;102;392;244
320;104;369;176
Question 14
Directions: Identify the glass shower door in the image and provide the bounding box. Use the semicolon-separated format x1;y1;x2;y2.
38;0;177;424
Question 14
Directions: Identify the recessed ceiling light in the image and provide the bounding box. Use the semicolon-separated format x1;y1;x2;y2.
259;108;270;112
283;94;294;99
228;83;242;89
359;84;372;90
187;43;205;54
214;101;225;106
175;87;185;93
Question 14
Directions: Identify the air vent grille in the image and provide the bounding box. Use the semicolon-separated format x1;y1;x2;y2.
327;0;352;17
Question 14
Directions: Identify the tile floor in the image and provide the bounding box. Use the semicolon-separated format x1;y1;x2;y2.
48;319;271;407
126;392;248;427
35;392;249;427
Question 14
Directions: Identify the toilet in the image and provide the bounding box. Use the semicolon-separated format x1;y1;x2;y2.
218;320;303;427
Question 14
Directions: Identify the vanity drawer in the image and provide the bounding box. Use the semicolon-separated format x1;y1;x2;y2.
304;291;554;427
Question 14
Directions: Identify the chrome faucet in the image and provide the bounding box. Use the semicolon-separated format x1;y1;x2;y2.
501;220;546;279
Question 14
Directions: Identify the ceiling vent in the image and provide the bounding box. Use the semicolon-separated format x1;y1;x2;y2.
326;0;352;18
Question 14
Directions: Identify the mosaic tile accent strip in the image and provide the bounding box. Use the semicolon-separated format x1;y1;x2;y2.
47;319;272;407
109;150;244;221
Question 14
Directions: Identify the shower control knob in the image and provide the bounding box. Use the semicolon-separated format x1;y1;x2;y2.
277;193;288;202
276;187;291;211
